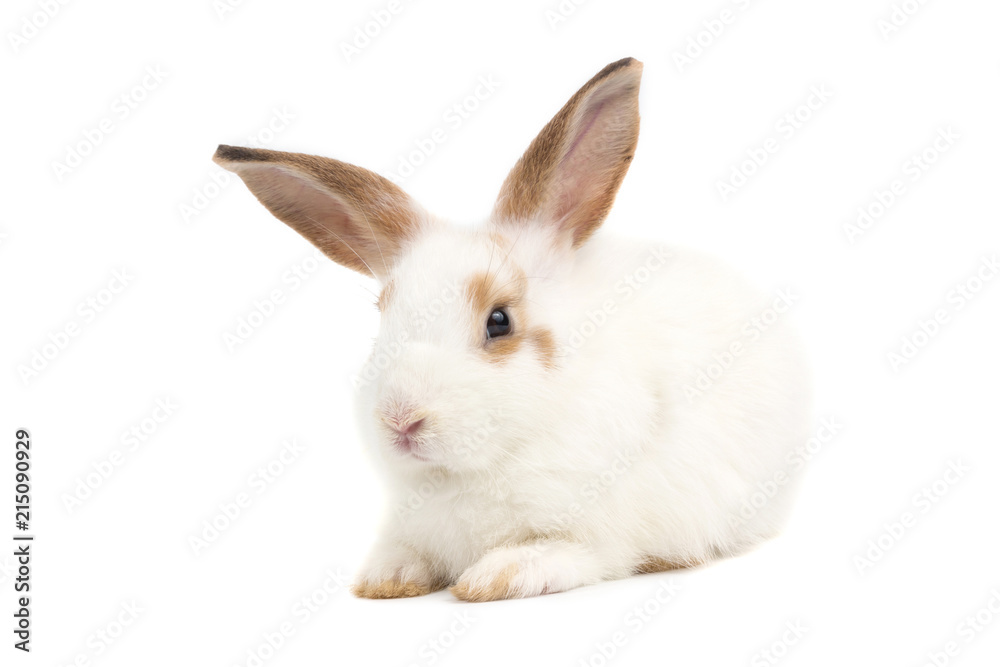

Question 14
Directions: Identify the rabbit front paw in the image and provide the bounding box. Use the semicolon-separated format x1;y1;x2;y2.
353;547;444;599
450;541;602;602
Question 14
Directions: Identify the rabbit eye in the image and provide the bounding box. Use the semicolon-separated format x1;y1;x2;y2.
486;308;511;338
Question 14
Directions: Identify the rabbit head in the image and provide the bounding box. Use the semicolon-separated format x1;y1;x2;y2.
214;58;642;473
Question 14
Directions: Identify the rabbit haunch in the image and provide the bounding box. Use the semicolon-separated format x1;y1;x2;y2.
214;57;811;601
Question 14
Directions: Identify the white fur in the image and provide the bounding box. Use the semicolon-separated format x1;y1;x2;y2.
353;223;812;596
216;59;813;599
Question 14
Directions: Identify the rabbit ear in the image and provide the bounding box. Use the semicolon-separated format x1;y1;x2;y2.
492;57;642;248
213;145;425;280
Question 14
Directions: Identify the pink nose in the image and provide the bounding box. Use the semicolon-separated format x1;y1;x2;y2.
393;417;424;436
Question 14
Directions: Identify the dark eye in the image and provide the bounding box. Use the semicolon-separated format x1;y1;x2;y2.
486;308;511;338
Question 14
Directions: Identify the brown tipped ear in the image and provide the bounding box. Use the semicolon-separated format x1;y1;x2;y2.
213;145;425;280
492;57;642;248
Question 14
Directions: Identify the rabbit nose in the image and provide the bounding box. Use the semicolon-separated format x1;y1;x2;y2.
393;417;425;436
380;403;427;435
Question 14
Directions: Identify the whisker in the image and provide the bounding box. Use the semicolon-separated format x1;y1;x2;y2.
342;191;390;279
484;234;497;287
487;224;526;295
302;213;378;279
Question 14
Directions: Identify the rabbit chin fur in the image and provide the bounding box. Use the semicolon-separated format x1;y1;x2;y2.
351;221;812;601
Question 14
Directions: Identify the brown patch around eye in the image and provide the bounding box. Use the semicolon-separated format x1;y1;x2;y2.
466;273;493;318
529;327;557;369
466;270;557;369
465;269;527;315
377;280;394;312
485;334;522;362
467;269;529;365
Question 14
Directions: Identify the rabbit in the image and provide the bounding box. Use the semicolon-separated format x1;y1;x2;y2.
213;57;812;602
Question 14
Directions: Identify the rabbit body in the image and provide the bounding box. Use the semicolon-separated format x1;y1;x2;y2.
215;57;811;601
353;231;811;600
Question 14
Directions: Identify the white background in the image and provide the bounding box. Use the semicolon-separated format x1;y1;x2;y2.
3;0;1000;665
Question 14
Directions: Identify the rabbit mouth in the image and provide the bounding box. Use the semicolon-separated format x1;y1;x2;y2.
379;407;431;460
392;432;428;460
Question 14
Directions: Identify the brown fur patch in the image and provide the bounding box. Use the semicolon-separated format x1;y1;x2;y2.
450;564;520;603
529;328;557;369
485;335;522;363
467;269;536;365
377;280;394;312
465;272;496;318
465;273;557;369
492;57;641;248
633;556;702;574
352;578;443;599
213;145;420;279
466;268;527;314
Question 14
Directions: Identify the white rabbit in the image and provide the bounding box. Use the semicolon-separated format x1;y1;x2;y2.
214;57;812;602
